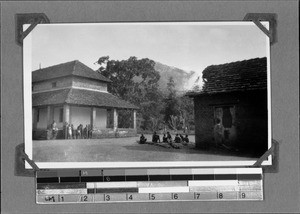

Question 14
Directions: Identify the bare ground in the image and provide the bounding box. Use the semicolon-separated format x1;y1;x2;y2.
33;135;256;162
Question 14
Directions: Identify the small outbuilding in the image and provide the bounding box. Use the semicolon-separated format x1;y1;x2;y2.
187;57;268;155
32;60;139;140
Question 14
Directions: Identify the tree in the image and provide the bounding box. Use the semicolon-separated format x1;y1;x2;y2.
163;77;180;126
168;115;181;131
96;56;163;130
96;56;161;103
177;96;194;132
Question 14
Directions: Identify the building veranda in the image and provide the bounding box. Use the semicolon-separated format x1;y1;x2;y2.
32;60;139;140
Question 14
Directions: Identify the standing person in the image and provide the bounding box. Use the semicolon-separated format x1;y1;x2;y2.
214;118;224;147
71;124;76;139
88;125;93;139
83;125;88;139
67;124;73;139
152;131;160;143
51;120;58;140
63;122;68;139
166;132;172;143
77;124;83;139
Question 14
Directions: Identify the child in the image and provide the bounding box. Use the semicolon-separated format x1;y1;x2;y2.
214;118;224;147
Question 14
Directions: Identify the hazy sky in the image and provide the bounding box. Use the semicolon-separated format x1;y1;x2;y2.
28;22;268;75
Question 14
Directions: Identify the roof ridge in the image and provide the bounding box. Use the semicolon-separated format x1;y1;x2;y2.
74;60;112;82
206;57;267;68
32;60;78;73
72;60;78;74
32;60;112;83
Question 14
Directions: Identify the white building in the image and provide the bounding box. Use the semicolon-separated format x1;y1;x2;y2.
32;60;138;140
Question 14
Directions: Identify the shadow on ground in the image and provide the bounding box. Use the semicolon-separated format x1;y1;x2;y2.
123;143;260;158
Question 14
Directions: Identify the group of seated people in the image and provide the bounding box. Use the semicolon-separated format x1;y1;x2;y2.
139;131;189;144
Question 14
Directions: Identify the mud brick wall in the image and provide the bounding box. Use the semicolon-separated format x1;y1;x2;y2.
193;90;268;154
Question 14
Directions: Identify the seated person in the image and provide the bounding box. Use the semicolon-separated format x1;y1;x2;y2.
166;132;172;143
152;132;160;143
174;134;182;143
184;134;189;143
179;134;184;142
140;134;147;144
162;134;168;143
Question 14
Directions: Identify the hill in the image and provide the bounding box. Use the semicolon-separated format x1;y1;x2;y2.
154;61;199;94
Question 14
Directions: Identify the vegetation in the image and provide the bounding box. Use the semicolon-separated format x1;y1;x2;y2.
96;56;194;133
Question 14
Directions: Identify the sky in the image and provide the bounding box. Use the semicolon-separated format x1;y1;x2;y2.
27;22;269;80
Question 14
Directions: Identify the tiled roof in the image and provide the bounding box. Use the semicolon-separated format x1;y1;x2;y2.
32;88;139;110
32;60;112;83
188;57;267;96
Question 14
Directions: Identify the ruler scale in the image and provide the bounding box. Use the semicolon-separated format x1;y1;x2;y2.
36;168;263;203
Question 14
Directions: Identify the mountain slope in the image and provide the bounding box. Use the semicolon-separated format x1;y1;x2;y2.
154;61;198;93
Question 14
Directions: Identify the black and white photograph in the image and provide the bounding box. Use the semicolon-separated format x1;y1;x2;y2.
24;22;271;168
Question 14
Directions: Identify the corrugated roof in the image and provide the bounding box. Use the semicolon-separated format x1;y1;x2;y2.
32;60;112;83
32;88;139;110
188;57;267;96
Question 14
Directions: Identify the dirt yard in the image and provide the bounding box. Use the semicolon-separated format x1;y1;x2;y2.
32;135;256;162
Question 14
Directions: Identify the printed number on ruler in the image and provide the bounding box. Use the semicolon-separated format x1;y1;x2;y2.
195;193;201;199
172;193;179;200
45;195;56;202
105;194;111;201
127;194;133;200
80;195;89;202
150;194;156;200
217;193;224;199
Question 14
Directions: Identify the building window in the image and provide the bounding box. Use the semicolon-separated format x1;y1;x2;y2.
214;106;235;128
52;82;57;88
59;108;63;123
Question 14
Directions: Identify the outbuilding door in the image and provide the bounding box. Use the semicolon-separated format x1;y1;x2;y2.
214;106;237;146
